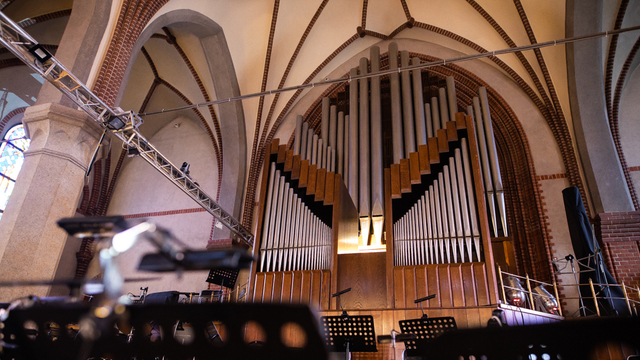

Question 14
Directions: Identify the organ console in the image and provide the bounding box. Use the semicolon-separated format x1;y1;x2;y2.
249;42;509;313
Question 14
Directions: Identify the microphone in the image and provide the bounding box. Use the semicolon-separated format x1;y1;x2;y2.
414;294;436;304
332;288;352;298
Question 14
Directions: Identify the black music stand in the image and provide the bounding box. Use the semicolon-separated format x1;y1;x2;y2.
399;316;457;358
207;268;239;288
320;315;377;360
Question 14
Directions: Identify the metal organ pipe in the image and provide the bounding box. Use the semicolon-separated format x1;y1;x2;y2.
473;96;497;237
329;105;337;151
317;138;324;168
400;50;416;155
370;46;384;247
301;121;309;159
349;67;359;207
438;88;449;128
344;115;350;186
337;111;344;176
479;87;508;237
431;97;440;133
359;56;371;246
306;128;313;161
425;103;433;139
321;97;329;144
462;138;481;262
446;76;458;123
389;42;404;163
294;115;302;155
412;57;427;146
260;163;277;272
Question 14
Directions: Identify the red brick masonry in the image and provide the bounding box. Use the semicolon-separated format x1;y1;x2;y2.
595;211;640;295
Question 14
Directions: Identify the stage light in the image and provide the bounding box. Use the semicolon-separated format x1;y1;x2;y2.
127;146;140;157
28;44;52;62
533;285;560;315
106;115;126;130
504;276;526;306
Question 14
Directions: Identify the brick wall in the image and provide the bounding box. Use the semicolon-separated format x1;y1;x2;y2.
596;211;640;295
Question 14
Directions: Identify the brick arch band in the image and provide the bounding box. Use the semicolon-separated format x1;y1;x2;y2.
296;53;553;282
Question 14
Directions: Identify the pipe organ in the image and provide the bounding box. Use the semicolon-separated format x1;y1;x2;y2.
250;42;510;311
259;161;332;272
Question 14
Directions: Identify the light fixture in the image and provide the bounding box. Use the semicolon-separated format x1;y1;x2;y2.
106;115;126;130
126;146;140;157
533;285;559;315
111;222;155;253
504;276;526;306
28;44;52;62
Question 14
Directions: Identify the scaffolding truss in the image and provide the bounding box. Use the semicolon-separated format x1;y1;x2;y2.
0;11;253;247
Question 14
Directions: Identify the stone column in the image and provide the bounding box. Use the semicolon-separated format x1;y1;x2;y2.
566;0;634;214
0;103;103;302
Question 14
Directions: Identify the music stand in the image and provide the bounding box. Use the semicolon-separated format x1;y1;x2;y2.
207;268;239;288
320;315;377;360
399;317;457;358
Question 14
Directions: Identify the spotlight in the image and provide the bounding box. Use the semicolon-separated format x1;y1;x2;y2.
126;146;140;157
106;115;126;130
504;276;526;306
28;44;52;62
533;285;559;315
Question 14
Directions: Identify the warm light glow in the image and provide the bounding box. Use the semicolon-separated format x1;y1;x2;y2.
112;222;155;253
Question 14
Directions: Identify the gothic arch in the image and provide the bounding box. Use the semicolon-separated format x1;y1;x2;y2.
115;9;247;231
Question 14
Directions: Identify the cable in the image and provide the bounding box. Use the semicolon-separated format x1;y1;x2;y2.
139;25;640;116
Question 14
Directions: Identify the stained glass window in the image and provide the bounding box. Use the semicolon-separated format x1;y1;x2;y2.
0;124;30;220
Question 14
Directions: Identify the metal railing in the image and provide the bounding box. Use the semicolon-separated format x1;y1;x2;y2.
558;280;640;317
498;266;562;316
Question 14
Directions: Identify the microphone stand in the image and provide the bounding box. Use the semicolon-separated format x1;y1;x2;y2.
332;288;352;360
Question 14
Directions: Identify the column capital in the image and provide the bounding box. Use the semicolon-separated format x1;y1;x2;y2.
22;102;104;171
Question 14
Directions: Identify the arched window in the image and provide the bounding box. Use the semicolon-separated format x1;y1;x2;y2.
0;124;30;220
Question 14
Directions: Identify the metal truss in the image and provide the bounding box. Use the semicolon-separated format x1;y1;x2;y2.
0;11;253;247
